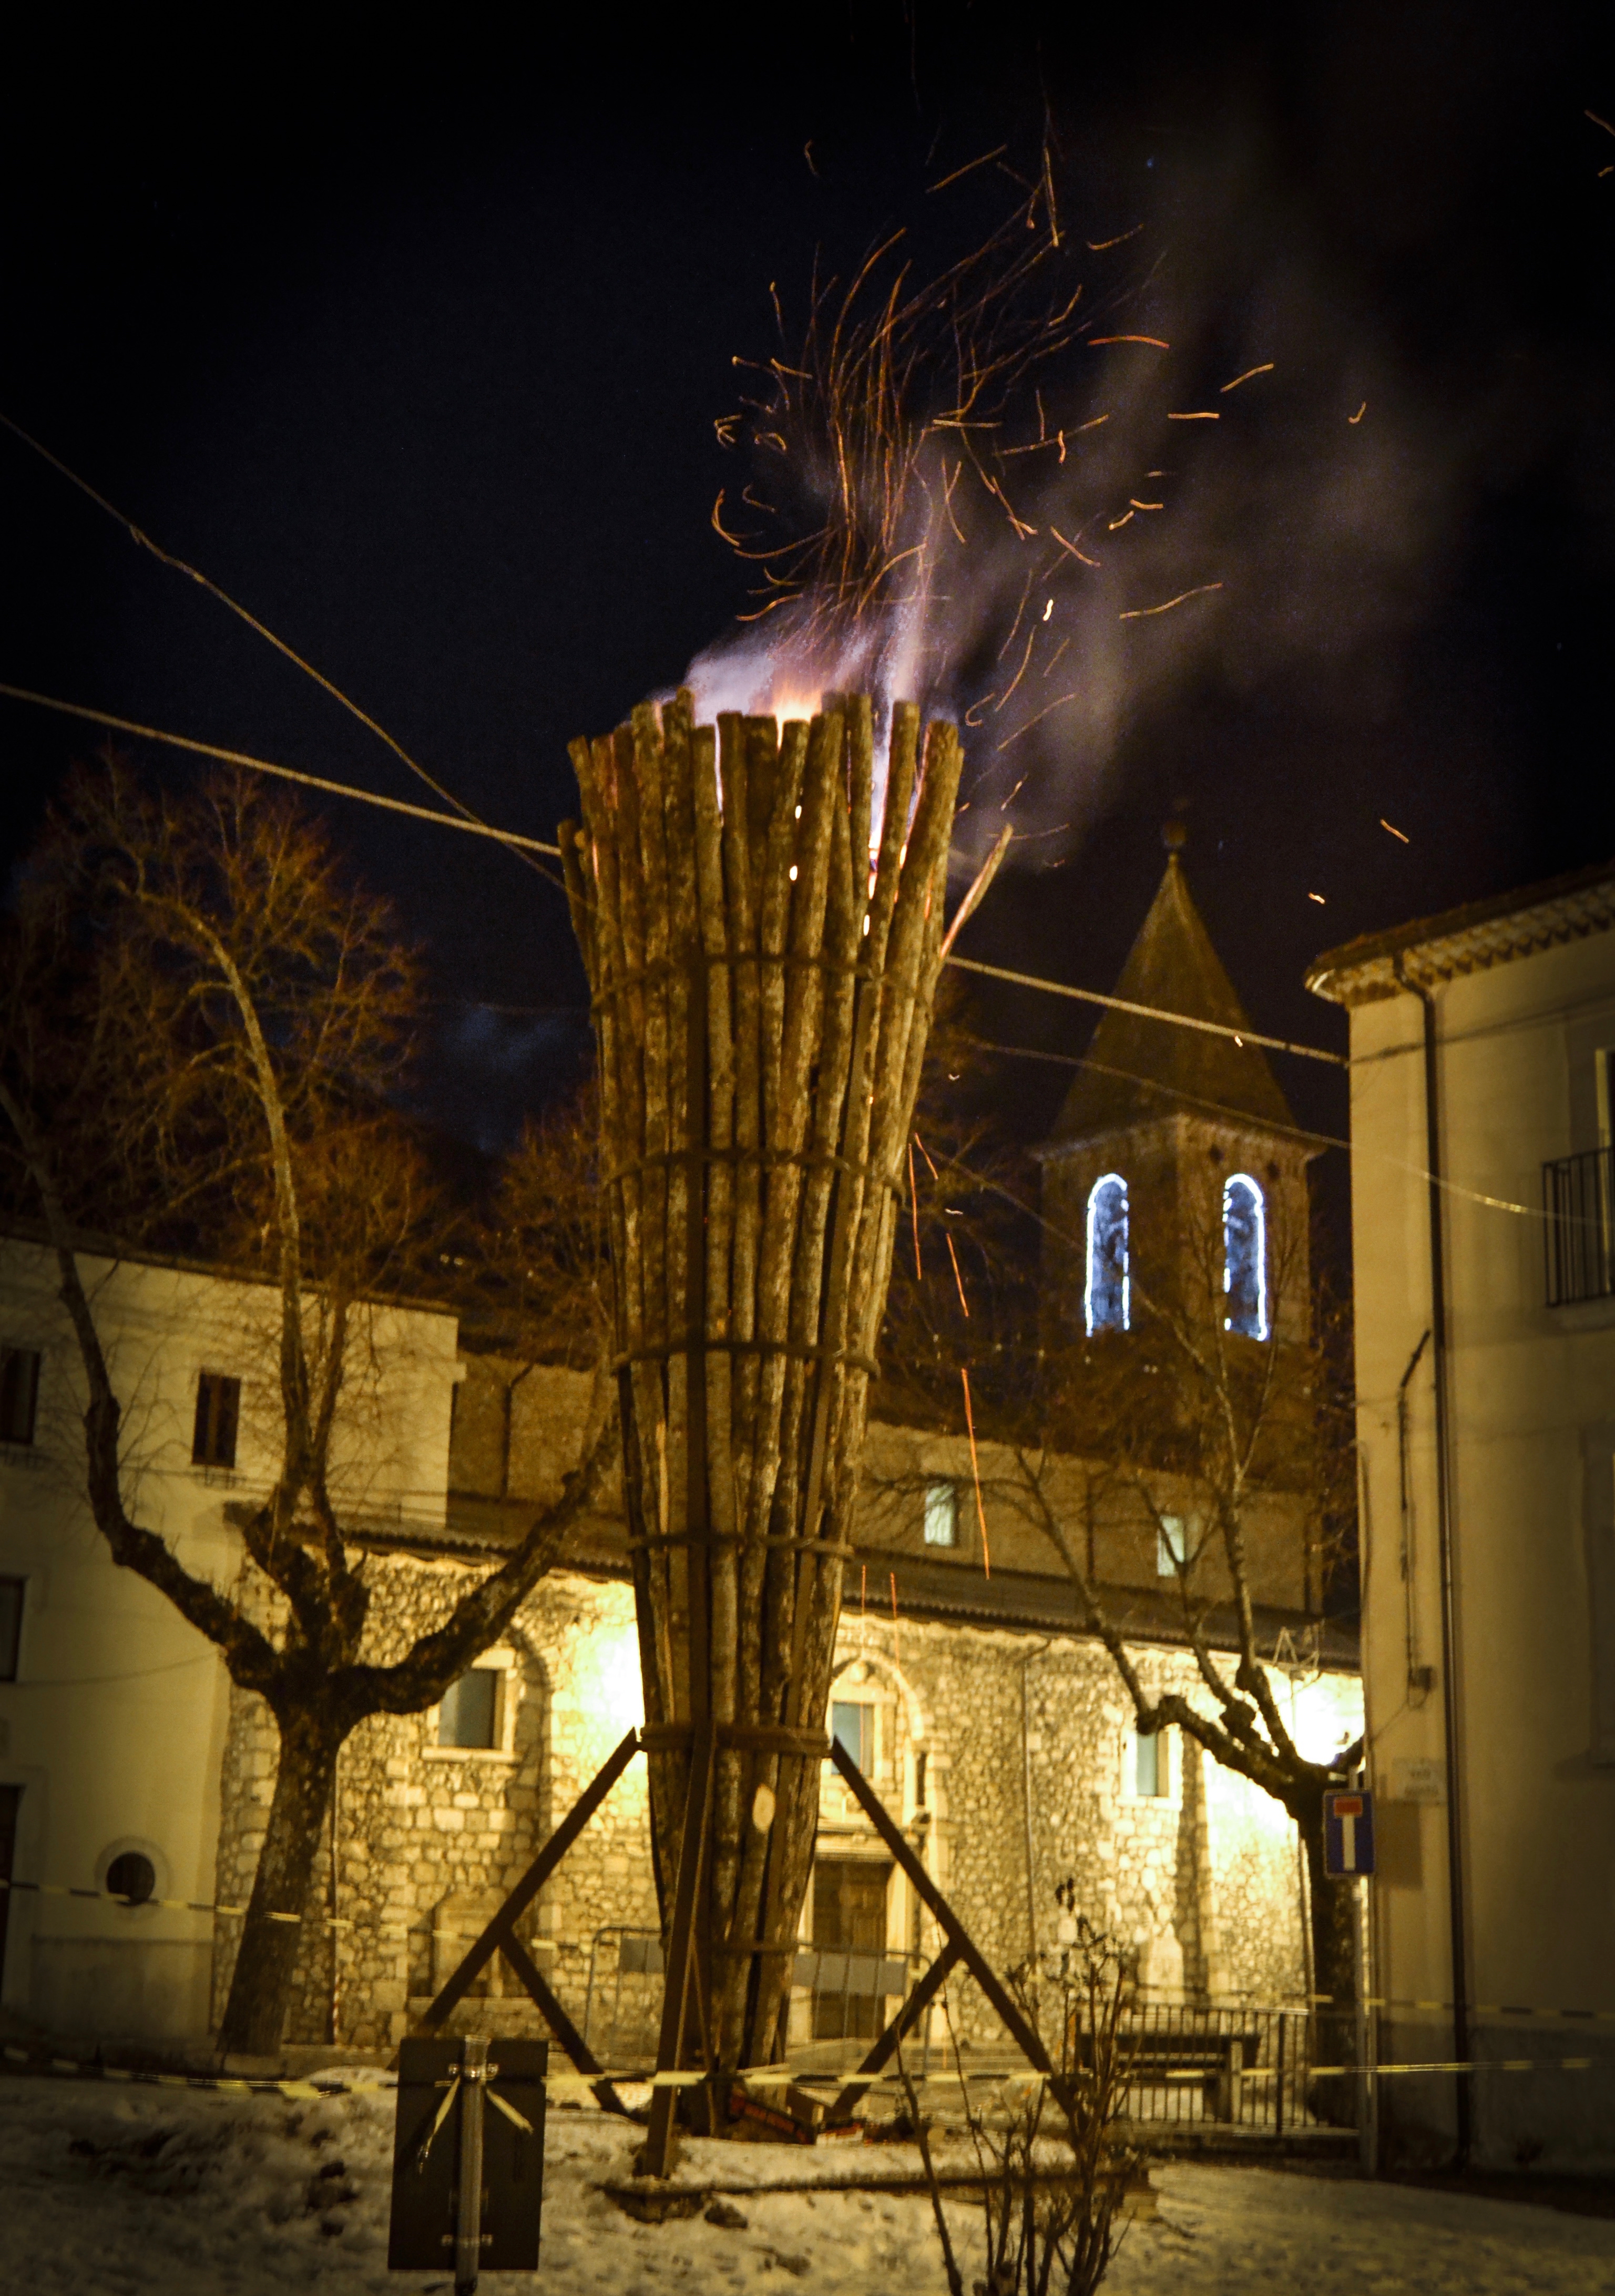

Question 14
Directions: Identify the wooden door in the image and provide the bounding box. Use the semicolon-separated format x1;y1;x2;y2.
811;1858;891;2038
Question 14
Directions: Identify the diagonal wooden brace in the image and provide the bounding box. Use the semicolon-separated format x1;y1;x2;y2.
642;1725;716;2175
495;1931;625;2115
828;1938;963;2125
828;1738;1054;2081
412;1725;641;2111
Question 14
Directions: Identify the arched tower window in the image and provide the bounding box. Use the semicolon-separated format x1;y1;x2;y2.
1223;1174;1269;1339
1085;1174;1130;1334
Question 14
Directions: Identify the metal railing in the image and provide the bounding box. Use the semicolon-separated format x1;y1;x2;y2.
1544;1146;1615;1307
578;1935;1328;2134
1068;2000;1318;2131
581;1926;665;2066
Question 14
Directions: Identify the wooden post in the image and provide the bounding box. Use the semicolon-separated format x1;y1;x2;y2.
642;1725;715;2175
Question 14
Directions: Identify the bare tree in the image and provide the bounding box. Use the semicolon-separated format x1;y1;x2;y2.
0;763;616;2056
482;1078;613;1370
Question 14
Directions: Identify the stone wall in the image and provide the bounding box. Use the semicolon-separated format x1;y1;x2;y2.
211;1560;656;2052
816;1613;1343;2044
211;1557;1358;2054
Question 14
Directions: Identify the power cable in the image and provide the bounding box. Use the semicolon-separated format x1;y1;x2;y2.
0;682;561;859
947;953;1348;1069
0;411;563;886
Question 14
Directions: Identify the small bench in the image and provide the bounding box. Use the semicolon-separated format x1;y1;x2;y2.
1069;2022;1264;2121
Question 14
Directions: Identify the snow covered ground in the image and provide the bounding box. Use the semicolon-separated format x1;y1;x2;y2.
1;2068;1611;2294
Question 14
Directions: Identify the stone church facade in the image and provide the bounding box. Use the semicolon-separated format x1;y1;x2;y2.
206;838;1361;2056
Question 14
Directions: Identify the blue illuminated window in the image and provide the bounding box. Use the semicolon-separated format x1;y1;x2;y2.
1085;1174;1130;1334
1223;1175;1269;1339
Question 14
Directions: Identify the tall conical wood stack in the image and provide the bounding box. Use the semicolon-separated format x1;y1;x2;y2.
558;690;961;2083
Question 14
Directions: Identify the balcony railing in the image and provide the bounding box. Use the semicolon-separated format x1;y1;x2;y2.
1544;1146;1615;1307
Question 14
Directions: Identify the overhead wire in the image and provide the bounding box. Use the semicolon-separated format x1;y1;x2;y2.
0;682;562;861
0;412;565;888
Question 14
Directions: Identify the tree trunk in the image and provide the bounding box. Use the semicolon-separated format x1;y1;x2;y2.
1295;1789;1359;2127
217;1706;342;2058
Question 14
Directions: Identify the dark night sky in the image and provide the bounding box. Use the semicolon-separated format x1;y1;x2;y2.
2;7;1612;1201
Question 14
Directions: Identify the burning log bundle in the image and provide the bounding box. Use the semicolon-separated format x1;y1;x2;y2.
559;690;960;2083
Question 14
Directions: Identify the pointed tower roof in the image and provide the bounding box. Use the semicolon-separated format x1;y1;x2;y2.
1049;824;1294;1142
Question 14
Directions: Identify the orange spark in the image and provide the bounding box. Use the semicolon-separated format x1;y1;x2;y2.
1088;334;1170;348
928;142;1010;193
945;1231;971;1317
1309;892;1326;905
994;628;1037;713
1167;411;1220;421
960;1368;990;1576
1107;509;1134;530
1049;525;1099;567
1119;582;1224;621
1349;402;1367;424
996;688;1083;750
1220;363;1275;392
1085;224;1144;250
1381;818;1410;844
1129;499;1165;510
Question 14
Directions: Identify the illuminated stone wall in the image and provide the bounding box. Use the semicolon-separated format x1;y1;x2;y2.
815;1611;1361;2047
210;1558;653;2053
210;1552;1356;2056
206;1338;1359;2058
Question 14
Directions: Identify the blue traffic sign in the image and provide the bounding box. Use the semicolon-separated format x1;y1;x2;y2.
1323;1788;1375;1879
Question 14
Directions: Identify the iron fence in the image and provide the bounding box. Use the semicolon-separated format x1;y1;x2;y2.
1069;1999;1317;2130
579;1934;1331;2135
1544;1146;1615;1306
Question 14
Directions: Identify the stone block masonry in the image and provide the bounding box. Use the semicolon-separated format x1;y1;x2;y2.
212;1558;1357;2055
211;1559;656;2052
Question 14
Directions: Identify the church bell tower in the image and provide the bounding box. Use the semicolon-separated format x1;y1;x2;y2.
1037;823;1317;1348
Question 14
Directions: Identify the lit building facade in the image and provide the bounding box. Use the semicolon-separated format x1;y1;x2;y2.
1310;858;1615;2169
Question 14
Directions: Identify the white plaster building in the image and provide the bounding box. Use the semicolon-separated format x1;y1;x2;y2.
1310;858;1615;2169
0;1235;460;2042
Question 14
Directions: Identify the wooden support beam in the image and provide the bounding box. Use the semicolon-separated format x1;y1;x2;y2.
642;1725;716;2175
415;1726;641;2035
827;1939;963;2125
496;1932;626;2115
828;1738;1054;2080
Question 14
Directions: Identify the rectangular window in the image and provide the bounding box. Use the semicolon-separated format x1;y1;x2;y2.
831;1700;874;1773
1134;1725;1168;1797
923;1481;958;1547
0;1578;22;1681
0;1349;40;1447
192;1372;240;1469
1157;1515;1190;1578
438;1668;500;1750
